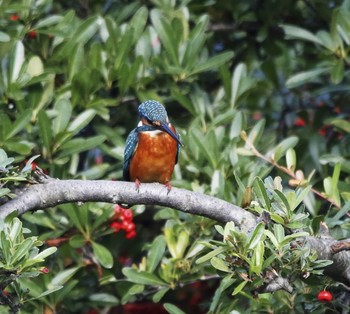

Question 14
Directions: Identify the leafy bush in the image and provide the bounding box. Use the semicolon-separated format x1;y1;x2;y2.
0;0;350;313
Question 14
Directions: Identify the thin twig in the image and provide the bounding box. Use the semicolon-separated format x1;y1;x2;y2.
243;137;341;209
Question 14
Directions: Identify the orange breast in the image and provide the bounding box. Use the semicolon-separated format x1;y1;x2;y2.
129;127;178;184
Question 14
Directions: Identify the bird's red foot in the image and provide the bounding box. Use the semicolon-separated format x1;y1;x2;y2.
165;181;172;194
135;179;141;192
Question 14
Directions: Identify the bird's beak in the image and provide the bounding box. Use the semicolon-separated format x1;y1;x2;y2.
160;122;184;147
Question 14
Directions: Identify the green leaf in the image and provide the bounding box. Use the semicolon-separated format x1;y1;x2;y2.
191;51;234;75
196;246;225;264
294;185;312;210
52;98;72;135
38;110;52;156
330;201;350;222
273;189;290;213
211;169;222;195
72;16;100;46
67;109;96;135
4;141;33;155
209;275;234;312
34;15;63;28
51;267;80;286
147;235;166;272
69;235;86;248
164;222;178;259
251;241;264;275
150;10;179;65
253;177;270;211
58;135;106;157
286;148;296;172
0;31;10;42
9;217;22;243
68;44;84;80
281;24;324;46
0;149;14;168
89;293;119;306
128;6;148;43
60;204;84;232
182;28;206;68
128;284;144;295
210;256;230;272
92;241;114;269
164;303;186;314
231;63;246;108
279;232;309;247
230;111;244;139
330;118;350;133
272;136;299;163
114;28;135;70
0;188;10;198
11;238;35;265
0;231;10;263
331;59;344;84
122;267;166;286
273;224;285;244
286;68;330;88
232;280;248;296
6;110;31;139
191;129;217;168
27;56;44;78
244;119;265;147
153;287;170;302
175;230;190;259
9;40;25;83
247;222;265;250
264;230;279;249
31;247;57;261
316;30;336;51
27;285;63;301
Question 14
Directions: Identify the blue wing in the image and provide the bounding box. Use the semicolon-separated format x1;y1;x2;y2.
123;128;139;181
175;133;181;164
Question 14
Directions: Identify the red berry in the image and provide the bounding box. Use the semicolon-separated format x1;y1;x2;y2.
110;221;122;232
318;126;328;137
318;290;332;302
121;220;129;229
31;162;37;171
9;14;20;21
27;30;38;39
125;230;136;239
125;222;135;233
123;209;133;221
294;117;306;127
114;204;123;216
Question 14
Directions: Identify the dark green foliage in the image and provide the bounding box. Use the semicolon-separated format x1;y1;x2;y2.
0;0;350;313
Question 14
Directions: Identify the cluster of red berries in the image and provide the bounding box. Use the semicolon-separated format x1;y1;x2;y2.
110;205;136;239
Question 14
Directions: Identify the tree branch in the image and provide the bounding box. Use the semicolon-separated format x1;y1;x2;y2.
1;179;350;287
0;179;257;232
306;237;350;286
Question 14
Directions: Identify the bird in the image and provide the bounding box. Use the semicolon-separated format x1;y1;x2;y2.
123;100;183;191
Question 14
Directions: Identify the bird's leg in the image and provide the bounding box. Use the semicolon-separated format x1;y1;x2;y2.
135;178;141;192
165;181;172;194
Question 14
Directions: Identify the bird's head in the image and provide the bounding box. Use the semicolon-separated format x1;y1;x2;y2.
138;100;183;146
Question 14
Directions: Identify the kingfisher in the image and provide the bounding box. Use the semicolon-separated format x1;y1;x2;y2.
123;100;183;190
